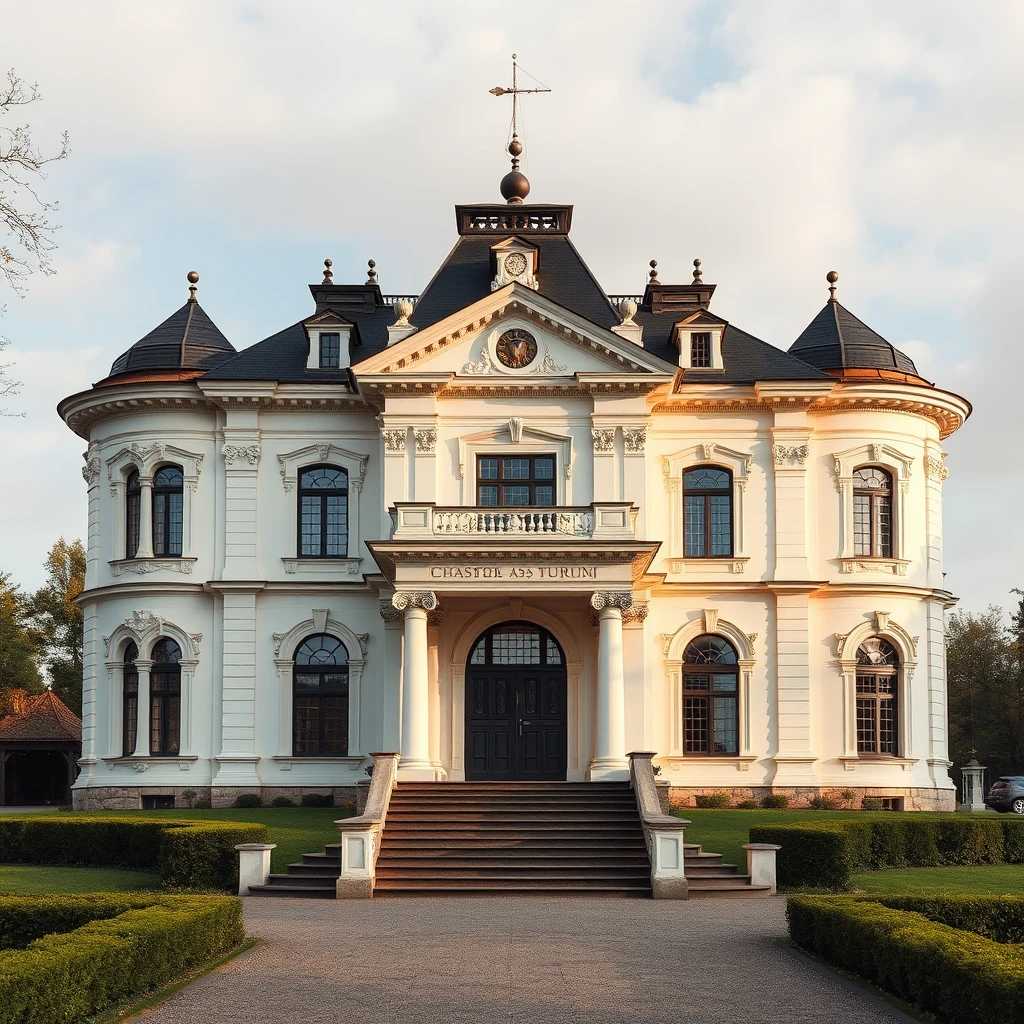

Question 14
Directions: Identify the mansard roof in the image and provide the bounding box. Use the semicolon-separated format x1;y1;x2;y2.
108;299;236;377
789;301;921;378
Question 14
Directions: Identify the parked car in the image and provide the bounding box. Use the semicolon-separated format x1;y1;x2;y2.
984;776;1024;814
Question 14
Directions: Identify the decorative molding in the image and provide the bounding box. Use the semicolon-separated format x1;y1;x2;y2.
383;429;407;454
109;558;196;577
277;443;368;493
534;350;567;374
222;443;261;465
379;604;404;624
925;455;949;483
392;591;438;612
272;633;287;656
355;633;370;656
281;557;361;577
668;557;749;576
874;611;890;633
414;428;437;453
772;444;809;466
834;633;850;657
427;610;445;628
123;610;162;638
620;603;648;624
461;347;495;375
589;591;633;612
189;634;202;656
703;608;719;634
508;417;524;444
82;454;101;485
623;426;648;454
746;632;758;647
839;558;909;576
592;428;615;453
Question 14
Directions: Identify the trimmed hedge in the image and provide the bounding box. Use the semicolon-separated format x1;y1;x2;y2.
0;816;267;891
0;894;244;1024
749;816;1024;889
787;895;1024;1024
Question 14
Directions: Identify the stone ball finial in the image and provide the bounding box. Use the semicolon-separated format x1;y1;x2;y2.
618;297;638;325
187;270;199;301
187;270;199;284
394;299;414;326
367;259;377;285
648;259;659;283
322;258;334;284
692;258;702;283
500;169;531;205
508;137;523;158
827;270;839;302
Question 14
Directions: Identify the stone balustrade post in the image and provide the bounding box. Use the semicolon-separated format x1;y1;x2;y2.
743;843;781;894
628;751;689;899
337;752;400;898
235;843;276;895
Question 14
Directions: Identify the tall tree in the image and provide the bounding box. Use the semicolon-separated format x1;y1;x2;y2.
0;571;42;696
1;69;69;415
28;538;85;716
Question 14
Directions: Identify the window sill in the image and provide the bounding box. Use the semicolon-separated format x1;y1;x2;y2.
281;557;362;577
102;756;198;773
272;755;365;771
838;557;910;576
667;556;749;576
109;557;196;577
839;755;918;772
664;755;759;772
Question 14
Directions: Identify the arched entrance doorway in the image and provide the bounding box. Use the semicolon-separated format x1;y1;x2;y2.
464;621;567;781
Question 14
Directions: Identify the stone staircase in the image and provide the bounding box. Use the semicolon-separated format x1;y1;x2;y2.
247;782;771;898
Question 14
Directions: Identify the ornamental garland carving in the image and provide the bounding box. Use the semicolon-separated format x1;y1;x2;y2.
222;443;261;465
592;428;615;453
535;350;567;374
392;591;438;611
414;428;437;453
623;426;648;454
110;559;195;577
925;456;949;483
123;610;162;637
461;348;495;375
590;591;633;612
383;429;407;454
772;444;809;466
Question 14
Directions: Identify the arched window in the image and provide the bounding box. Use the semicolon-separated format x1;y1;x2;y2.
853;467;892;558
150;638;181;756
126;470;141;558
123;641;139;756
856;637;899;755
298;466;348;558
683;467;733;557
294;634;349;755
682;635;738;755
152;465;184;557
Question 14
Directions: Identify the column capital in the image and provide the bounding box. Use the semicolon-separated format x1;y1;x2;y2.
590;591;633;612
392;591;438;612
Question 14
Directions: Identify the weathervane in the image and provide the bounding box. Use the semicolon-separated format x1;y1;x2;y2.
489;54;551;205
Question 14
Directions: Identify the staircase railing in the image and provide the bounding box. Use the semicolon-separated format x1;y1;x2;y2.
628;751;690;899
335;751;400;898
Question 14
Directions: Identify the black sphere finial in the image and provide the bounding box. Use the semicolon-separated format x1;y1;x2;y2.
648;260;659;283
692;258;702;283
187;270;199;301
827;270;839;302
322;258;333;284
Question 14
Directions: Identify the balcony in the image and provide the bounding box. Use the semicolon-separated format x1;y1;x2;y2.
390;502;638;541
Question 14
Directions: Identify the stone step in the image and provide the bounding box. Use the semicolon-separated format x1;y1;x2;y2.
248;883;336;899
264;872;339;887
687;883;773;899
375;866;650;880
373;878;651;893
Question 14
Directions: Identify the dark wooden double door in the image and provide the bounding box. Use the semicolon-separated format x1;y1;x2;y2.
465;623;567;781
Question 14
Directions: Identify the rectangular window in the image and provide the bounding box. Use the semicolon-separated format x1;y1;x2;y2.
876;495;892;558
856;698;877;753
300;496;322;556
853;493;872;555
123;690;137;756
709;496;731;556
683;696;709;753
319;333;341;369
153;492;184;557
476;454;557;506
690;332;712;367
712;697;738;754
684;496;706;556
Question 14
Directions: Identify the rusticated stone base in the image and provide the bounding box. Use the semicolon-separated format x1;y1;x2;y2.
665;786;955;813
72;785;358;811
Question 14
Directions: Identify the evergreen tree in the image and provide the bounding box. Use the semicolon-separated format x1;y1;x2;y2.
27;538;85;716
0;572;42;697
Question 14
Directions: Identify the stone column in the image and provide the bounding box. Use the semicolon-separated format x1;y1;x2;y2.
394;591;439;780
136;476;155;559
589;592;631;781
133;659;153;757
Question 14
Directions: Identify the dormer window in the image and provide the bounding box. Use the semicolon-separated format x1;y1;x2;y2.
490;238;539;291
690;333;712;368
319;333;341;369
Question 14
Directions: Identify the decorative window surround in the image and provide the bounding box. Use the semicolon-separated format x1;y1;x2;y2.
272;612;368;760
277;444;368;560
833;616;918;764
831;443;913;565
109;557;197;577
105;443;203;563
457;422;574;504
101;755;198;771
662;443;753;569
676;327;724;370
303;312;354;371
662;612;756;761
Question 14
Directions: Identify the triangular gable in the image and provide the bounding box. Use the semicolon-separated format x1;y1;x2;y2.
351;281;677;379
677;308;728;328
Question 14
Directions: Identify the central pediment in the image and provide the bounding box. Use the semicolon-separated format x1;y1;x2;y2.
351;283;676;395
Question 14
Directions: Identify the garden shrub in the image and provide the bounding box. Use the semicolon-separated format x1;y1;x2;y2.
735;799;759;809
694;792;731;809
193;799;212;809
232;793;262;809
271;796;296;807
787;895;1024;1024
751;817;1024;890
808;795;838;810
0;816;266;891
871;894;1024;944
0;894;243;1024
761;793;789;809
861;796;884;810
300;793;334;808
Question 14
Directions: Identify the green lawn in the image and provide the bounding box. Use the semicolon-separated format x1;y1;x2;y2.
0;864;162;893
852;863;1024;896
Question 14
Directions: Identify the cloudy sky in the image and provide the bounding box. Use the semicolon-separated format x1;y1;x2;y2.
1;0;1020;616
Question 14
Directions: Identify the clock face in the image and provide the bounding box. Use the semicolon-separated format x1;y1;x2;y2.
495;328;538;369
504;252;528;277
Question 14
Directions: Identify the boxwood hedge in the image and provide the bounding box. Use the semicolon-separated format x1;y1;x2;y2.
0;816;267;891
749;816;1024;889
787;895;1024;1024
0;894;244;1024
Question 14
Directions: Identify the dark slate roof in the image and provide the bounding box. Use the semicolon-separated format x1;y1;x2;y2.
109;300;236;375
789;301;919;375
0;690;81;743
412;235;619;332
635;309;831;383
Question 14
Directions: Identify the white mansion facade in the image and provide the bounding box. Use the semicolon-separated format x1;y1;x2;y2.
59;188;969;811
